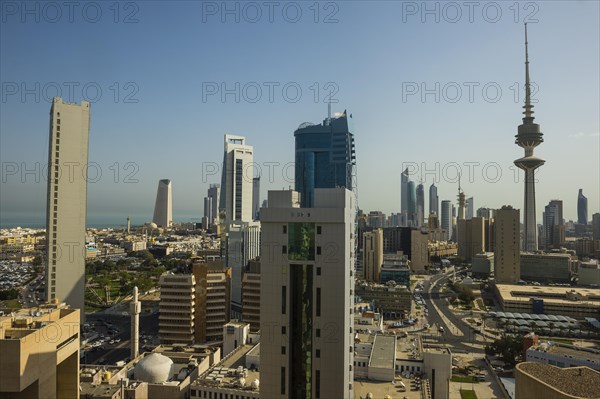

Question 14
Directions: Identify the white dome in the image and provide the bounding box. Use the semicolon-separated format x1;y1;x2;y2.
134;353;173;383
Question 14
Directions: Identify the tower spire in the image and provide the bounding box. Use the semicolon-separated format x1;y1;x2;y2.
523;23;534;123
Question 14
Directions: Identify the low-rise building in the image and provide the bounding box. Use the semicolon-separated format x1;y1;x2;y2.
380;253;410;286
472;252;494;277
355;281;412;319
526;341;600;371
578;259;600;286
520;253;574;284
515;362;600;399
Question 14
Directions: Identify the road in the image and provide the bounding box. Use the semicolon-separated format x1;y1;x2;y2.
421;267;484;352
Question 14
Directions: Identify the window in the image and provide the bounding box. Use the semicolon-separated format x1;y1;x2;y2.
282;245;287;254
316;287;321;317
283;225;287;234
280;367;286;395
317;267;321;276
282;286;286;314
317;246;321;255
316;349;320;358
316;329;320;338
281;326;286;334
281;346;286;354
317;226;322;234
316;370;321;398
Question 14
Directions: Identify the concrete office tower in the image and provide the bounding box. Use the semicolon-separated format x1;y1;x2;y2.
363;228;384;282
205;184;221;225
495;206;521;283
159;273;195;345
467;197;474;219
252;176;260;220
416;182;425;227
0;304;80;398
514;24;545;252
219;135;254;223
130;286;141;359
543;201;562;250
441;200;452;241
548;199;563;226
457;217;485;262
227;221;260;312
429;183;439;216
407;180;417;226
153;179;173;228
260;188;355;399
193;261;232;343
45;97;90;319
294;111;356;208
593;213;600;241
578;189;588;225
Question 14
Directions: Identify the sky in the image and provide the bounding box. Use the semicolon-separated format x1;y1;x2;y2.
1;0;599;227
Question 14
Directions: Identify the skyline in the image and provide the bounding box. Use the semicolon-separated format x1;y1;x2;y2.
1;1;599;227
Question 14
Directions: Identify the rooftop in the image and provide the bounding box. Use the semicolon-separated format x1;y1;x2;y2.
517;362;600;398
370;335;396;369
193;344;260;392
495;284;600;307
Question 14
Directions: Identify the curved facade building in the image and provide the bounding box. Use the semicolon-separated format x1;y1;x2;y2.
578;189;588;225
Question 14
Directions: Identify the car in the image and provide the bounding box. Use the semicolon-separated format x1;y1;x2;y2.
438;326;445;332
109;340;115;344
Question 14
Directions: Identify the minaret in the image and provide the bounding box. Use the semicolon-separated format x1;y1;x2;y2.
130;286;141;359
127;215;131;234
514;23;545;252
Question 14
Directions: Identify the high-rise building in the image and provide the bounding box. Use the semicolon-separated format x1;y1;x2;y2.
400;168;409;225
367;211;386;228
159;273;195;345
193;261;232;343
45;97;90;318
578;189;588;225
252;176;260;220
219;135;254;223
416;183;425;227
407;180;417;226
363;228;383;282
467;197;474;219
457;217;486;261
441;200;452;241
495;206;521;284
477;207;495;219
429;183;439;216
548;199;563;226
203;184;221;228
294;112;356;208
226;221;261;313
153;179;173;228
242;259;261;332
260;188;355;399
593;213;600;242
514;24;545;252
0;304;80;398
543;201;562;250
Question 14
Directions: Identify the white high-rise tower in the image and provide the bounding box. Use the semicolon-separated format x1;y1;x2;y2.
153;179;173;228
219;135;254;224
45;97;90;320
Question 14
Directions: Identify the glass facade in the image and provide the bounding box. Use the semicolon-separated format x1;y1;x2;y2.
290;264;313;399
288;223;315;261
294;115;355;207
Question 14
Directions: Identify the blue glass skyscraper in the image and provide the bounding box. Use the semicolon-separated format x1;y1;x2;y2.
294;112;356;207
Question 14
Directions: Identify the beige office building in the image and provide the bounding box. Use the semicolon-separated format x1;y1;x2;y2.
457;216;485;262
242;259;261;332
362;228;383;282
0;304;80;399
159;273;196;344
192;261;231;343
45;97;90;319
515;362;600;399
260;188;355;399
495;206;521;283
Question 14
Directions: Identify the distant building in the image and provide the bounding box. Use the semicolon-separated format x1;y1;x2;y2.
153;179;173;228
203;183;221;229
0;304;80;398
355;281;412;319
520;253;573;283
159;273;195;345
457;216;486;262
226;221;260;312
592;213;600;241
494;206;521;284
416;183;425;227
441;200;452;241
515;363;600;399
429;183;439;216
362;229;383;282
578;260;600;286
367;211;386;228
381;227;429;272
294;112;356;208
472;252;494;277
379;253;411;286
220;135;254;223
577;189;588;225
260;188;355;399
45;97;90;319
467;197;474;219
252;177;260;220
526;342;600;371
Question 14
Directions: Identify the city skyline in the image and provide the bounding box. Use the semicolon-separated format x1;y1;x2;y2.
1;2;599;226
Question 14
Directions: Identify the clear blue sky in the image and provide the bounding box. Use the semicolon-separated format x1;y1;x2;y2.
1;1;598;227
